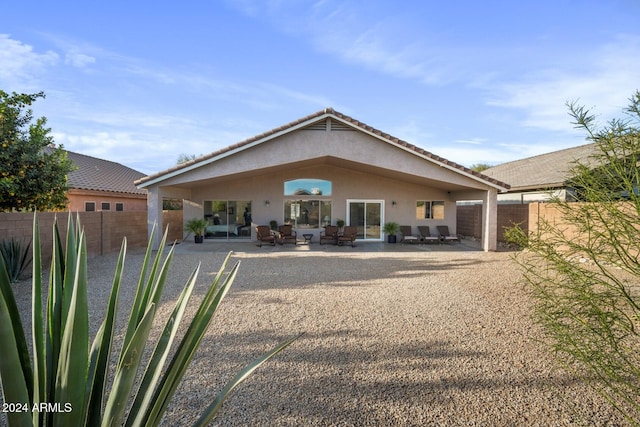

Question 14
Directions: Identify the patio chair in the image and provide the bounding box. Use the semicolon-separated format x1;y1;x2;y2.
336;226;357;247
256;225;276;247
400;225;419;244
319;225;338;245
417;226;439;244
278;224;297;245
436;225;460;243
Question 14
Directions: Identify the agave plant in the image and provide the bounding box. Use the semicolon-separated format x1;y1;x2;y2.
0;237;31;283
0;214;300;426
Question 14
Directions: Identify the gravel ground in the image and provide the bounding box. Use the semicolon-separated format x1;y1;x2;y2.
3;240;627;426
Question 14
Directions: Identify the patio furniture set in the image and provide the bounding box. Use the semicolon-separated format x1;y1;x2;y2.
400;225;460;244
255;224;458;247
319;225;357;247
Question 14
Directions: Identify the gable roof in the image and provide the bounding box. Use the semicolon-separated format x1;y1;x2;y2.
64;150;147;195
135;108;509;190
482;143;600;191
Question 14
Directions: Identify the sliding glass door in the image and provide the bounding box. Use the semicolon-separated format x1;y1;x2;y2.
203;200;252;240
347;200;383;241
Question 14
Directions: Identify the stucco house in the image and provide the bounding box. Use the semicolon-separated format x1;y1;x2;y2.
135;108;509;251
64;150;147;212
482;143;599;204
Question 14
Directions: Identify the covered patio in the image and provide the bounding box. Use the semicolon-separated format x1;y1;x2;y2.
136;109;509;251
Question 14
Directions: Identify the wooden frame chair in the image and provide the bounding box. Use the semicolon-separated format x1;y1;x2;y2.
256;225;276;247
336;226;357;247
319;225;338;245
278;224;297;245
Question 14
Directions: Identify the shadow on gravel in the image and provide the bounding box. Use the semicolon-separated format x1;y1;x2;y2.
176;329;592;426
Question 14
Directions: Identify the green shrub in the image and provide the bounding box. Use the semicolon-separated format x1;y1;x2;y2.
502;222;528;250
0;214;300;426
0;237;31;283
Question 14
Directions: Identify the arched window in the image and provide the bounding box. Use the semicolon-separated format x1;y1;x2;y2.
284;179;332;196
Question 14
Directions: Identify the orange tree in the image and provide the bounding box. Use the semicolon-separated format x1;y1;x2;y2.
0;90;74;211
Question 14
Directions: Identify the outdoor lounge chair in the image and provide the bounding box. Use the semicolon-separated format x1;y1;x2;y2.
256;225;276;247
320;225;338;245
400;226;420;244
336;226;357;246
278;224;297;245
418;226;439;244
437;225;460;243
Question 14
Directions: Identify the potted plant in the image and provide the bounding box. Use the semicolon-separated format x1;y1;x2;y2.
185;218;208;243
336;219;345;232
383;222;399;243
269;220;278;231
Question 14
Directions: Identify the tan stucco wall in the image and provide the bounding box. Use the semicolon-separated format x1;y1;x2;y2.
67;189;147;212
182;163;457;240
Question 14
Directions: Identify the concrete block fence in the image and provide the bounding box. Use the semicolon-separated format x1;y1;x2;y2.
0;210;183;266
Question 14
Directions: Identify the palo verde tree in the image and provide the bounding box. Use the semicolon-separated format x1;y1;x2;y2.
508;90;640;423
0;90;74;212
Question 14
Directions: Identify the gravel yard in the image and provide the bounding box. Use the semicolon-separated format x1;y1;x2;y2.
4;240;626;426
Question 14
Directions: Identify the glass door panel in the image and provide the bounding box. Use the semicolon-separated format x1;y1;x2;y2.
347;200;383;241
203;200;251;240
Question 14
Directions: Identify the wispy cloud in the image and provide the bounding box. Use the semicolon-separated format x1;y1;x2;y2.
0;34;58;88
64;51;96;68
486;34;640;132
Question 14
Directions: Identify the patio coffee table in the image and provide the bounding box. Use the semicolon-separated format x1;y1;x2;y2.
302;233;313;244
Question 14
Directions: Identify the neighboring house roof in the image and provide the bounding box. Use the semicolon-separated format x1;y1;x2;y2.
62;149;147;195
482;143;600;192
136;108;509;190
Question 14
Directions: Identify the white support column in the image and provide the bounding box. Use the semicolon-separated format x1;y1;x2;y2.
146;186;164;250
481;188;498;251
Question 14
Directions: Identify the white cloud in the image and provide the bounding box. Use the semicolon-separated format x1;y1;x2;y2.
0;34;59;87
486;34;640;132
64;51;96;68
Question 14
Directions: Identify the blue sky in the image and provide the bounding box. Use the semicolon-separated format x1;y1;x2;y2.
2;1;639;175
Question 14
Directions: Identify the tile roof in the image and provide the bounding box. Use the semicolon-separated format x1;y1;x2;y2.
482;143;600;191
135;108;509;190
59;149;147;195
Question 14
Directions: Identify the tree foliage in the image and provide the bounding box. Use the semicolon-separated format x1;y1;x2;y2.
509;90;640;423
470;163;491;172
0;90;74;212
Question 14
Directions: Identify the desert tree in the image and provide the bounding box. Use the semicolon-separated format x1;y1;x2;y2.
509;90;640;423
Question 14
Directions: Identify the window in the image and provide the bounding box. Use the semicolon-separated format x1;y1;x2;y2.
283;179;332;229
416;201;445;219
115;203;124;211
284;200;331;229
85;202;96;212
101;202;111;211
284;179;332;196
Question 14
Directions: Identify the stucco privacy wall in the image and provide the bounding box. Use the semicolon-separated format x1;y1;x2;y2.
0;211;183;267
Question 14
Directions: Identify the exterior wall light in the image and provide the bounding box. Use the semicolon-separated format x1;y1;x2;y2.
265;200;270;206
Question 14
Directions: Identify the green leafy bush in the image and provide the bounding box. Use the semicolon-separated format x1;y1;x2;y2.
0;237;31;282
0;214;300;426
